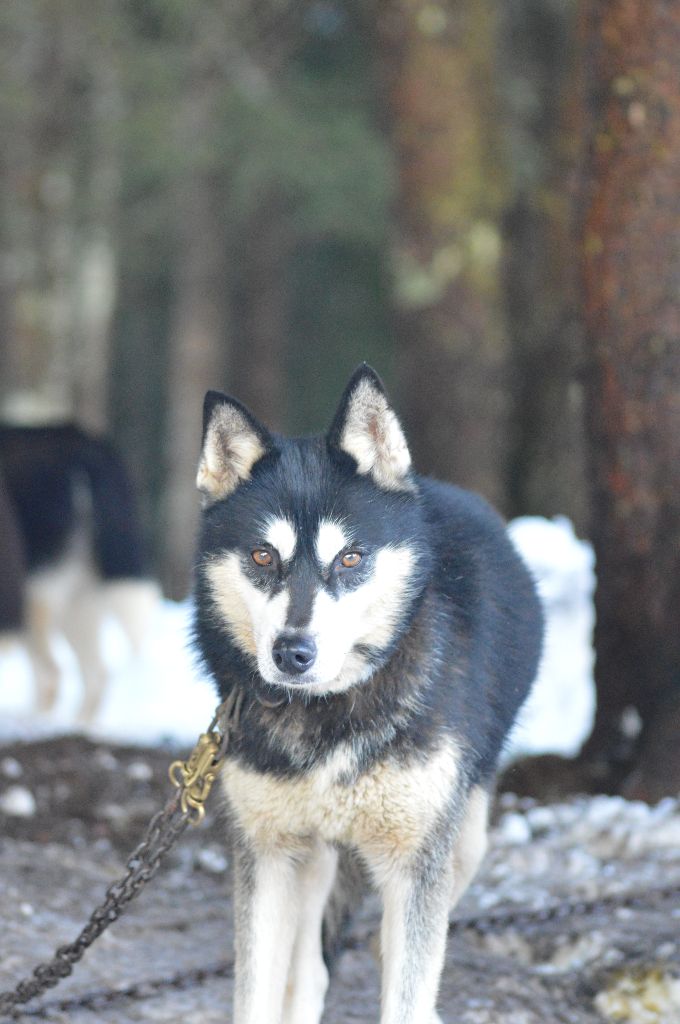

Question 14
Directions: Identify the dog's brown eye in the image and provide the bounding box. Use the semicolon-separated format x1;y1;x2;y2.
252;549;273;567
341;551;362;568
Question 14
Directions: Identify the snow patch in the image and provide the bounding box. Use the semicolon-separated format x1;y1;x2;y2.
0;785;36;817
0;599;215;745
505;515;596;760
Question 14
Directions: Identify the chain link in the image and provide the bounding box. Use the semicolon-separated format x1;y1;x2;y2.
11;961;234;1019
0;687;244;1021
448;878;680;936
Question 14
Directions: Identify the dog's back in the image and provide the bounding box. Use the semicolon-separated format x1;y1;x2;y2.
0;468;25;636
419;477;543;784
0;424;147;579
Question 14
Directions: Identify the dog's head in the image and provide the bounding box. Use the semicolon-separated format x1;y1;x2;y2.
194;365;430;696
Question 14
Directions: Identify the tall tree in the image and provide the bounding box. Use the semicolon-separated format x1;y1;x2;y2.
580;0;680;796
229;191;292;432
498;0;587;528
162;55;230;599
0;1;121;429
376;0;509;508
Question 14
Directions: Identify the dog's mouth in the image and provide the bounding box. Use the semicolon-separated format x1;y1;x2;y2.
257;642;377;697
258;667;326;693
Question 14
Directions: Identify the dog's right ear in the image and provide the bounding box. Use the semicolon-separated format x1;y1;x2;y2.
197;391;274;503
327;364;414;491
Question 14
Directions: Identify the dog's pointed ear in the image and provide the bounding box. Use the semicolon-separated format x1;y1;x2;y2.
197;391;274;502
327;364;414;491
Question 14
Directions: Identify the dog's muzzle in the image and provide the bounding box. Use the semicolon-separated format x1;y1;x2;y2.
272;633;317;676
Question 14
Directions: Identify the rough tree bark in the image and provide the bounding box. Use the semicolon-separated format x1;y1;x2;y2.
162;140;228;599
579;0;680;797
70;51;122;435
376;0;509;508
228;192;292;432
0;4;75;418
0;4;120;429
499;0;587;528
161;64;228;598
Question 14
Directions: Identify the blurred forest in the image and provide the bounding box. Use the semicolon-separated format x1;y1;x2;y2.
0;0;585;597
1;0;679;792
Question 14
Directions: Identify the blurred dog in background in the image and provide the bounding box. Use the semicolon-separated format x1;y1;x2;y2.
0;424;159;724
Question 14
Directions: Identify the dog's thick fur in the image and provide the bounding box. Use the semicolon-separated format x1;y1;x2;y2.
0;467;25;634
0;424;158;721
193;366;543;1024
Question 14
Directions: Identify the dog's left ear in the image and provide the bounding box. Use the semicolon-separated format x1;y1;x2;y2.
197;391;274;503
327;364;414;491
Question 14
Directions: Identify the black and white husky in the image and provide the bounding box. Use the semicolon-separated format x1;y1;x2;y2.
193;365;543;1024
0;424;159;722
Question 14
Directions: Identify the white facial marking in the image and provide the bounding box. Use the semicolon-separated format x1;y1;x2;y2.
205;553;289;674
315;519;348;566
264;516;297;562
303;545;415;694
205;543;416;693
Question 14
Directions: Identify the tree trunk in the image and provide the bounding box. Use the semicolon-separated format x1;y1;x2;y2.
579;0;680;797
0;5;75;419
0;5;120;429
376;0;509;508
498;0;588;528
162;75;229;600
228;193;292;432
71;54;122;434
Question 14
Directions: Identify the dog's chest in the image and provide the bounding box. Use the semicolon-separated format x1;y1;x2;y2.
221;740;459;854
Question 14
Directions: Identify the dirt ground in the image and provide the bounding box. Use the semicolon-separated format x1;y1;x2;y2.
1;734;680;1023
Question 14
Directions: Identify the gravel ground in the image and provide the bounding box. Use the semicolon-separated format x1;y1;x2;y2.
1;735;679;1023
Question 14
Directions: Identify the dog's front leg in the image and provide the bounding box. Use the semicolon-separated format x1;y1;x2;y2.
282;841;338;1024
368;847;453;1024
233;839;303;1024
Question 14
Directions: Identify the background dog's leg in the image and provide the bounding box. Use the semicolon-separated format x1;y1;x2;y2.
282;842;338;1024
61;587;107;724
365;847;454;1024
233;840;304;1024
25;592;61;714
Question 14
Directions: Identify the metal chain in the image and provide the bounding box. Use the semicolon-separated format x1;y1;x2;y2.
9;878;680;1020
11;961;234;1019
0;686;244;1022
448;878;680;936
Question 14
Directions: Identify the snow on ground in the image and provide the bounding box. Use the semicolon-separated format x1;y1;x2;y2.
0;600;216;746
0;516;596;755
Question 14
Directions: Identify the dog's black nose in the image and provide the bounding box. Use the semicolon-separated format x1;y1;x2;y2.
272;634;317;675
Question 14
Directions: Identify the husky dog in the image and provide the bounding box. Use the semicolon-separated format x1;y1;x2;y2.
0;424;159;722
193;365;543;1024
